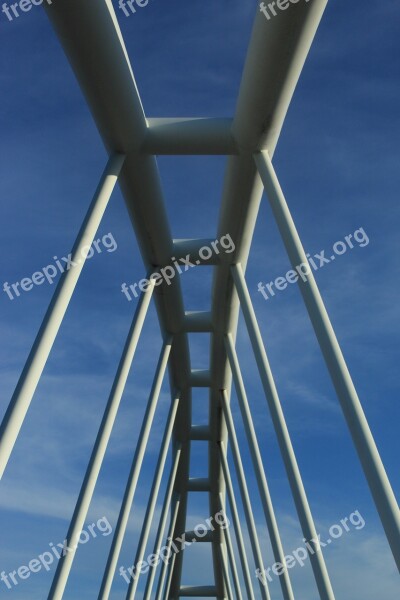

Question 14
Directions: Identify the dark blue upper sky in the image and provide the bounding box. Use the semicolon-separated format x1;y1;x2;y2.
0;1;399;598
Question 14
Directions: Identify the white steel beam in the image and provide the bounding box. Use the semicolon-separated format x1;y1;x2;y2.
143;452;182;600
220;392;270;600
15;1;356;598
190;426;211;441
155;494;181;600
126;397;181;600
183;312;213;333
255;149;400;571
209;9;329;597
0;152;125;480
190;370;212;388
163;551;178;600
219;543;234;600
172;239;222;266
42;9;194;595
219;443;256;600
98;338;173;600
232;263;335;600
218;494;242;600
48;284;154;599
225;333;295;600
223;528;241;600
144;118;236;156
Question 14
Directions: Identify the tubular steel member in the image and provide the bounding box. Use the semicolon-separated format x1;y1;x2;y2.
218;493;242;600
144;118;237;156
98;338;173;600
0;153;125;480
163;549;178;600
220;391;270;600
209;4;329;598
255;149;400;571
225;333;295;600
232;264;335;600
154;494;181;600
125;397;181;600
223;526;241;600
48;284;154;599
6;0;390;595
219;542;234;600
143;451;182;600
43;2;194;593
219;443;256;600
167;445;193;599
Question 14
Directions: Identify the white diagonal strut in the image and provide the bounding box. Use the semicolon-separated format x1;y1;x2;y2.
1;1;398;598
48;284;154;599
0;153;125;480
255;149;400;571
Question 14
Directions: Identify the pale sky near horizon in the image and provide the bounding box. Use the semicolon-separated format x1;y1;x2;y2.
0;0;399;598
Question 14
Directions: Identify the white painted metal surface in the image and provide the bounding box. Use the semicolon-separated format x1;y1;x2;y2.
0;0;398;598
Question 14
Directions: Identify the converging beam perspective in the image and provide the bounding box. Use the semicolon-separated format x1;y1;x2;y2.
0;1;398;599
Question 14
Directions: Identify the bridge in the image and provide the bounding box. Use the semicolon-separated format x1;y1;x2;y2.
0;0;399;598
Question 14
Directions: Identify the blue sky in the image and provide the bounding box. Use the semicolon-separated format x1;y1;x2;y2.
0;0;399;598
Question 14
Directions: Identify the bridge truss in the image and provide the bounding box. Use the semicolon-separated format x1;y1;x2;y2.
0;0;399;599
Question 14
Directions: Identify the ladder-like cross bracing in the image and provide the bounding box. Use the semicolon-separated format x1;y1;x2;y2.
0;1;398;599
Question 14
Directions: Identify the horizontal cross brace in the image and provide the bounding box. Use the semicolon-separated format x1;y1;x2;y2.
190;425;211;441
144;118;237;155
172;239;222;266
184;311;213;333
190;370;211;387
179;585;217;597
187;478;210;492
185;529;214;543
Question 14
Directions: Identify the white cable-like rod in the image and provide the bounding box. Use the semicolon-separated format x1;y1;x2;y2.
125;397;181;600
143;448;182;600
0;152;125;480
48;283;154;600
219;543;234;600
255;149;400;571
98;337;173;600
220;391;270;600
232;263;335;600
218;493;242;600
219;508;242;600
225;333;295;600
162;547;178;600
155;494;181;600
219;443;256;600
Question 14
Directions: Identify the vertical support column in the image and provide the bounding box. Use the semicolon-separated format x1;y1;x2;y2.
0;153;126;480
232;264;335;600
98;337;173;600
225;333;295;600
255;149;400;570
126;397;181;600
48;284;154;599
220;392;270;600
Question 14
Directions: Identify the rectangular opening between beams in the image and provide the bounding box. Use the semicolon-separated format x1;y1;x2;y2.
188;333;211;371
156;155;225;241
179;265;214;314
189;440;209;480
180;542;215;590
192;388;209;426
